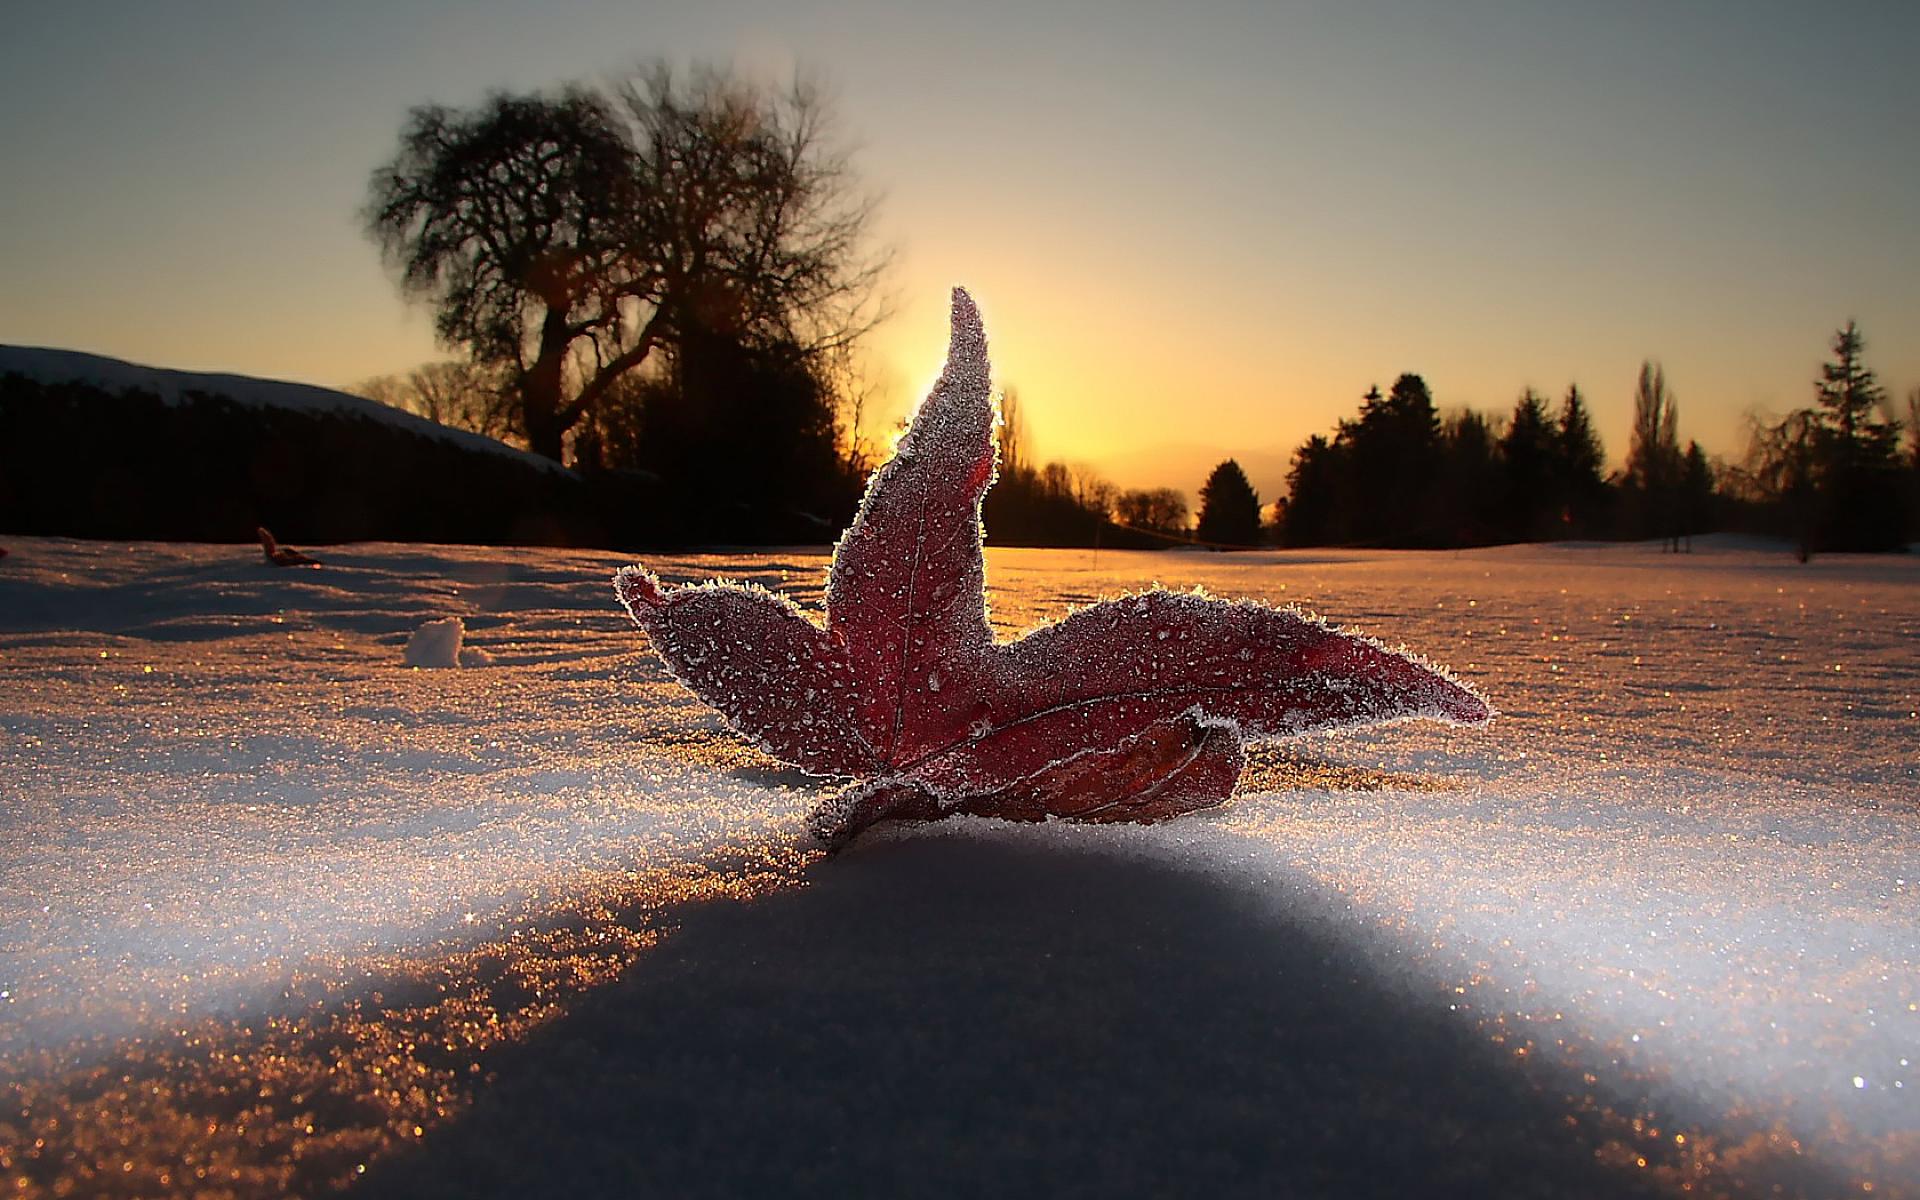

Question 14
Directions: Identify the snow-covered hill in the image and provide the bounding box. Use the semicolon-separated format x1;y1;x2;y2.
0;344;555;471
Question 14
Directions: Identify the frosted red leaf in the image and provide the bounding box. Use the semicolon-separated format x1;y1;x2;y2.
617;287;1492;847
825;289;999;766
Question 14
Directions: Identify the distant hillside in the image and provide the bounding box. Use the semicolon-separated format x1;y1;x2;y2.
0;346;558;469
0;346;658;547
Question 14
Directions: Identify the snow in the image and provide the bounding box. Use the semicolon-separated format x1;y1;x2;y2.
403;616;491;668
0;344;562;470
0;534;1915;1196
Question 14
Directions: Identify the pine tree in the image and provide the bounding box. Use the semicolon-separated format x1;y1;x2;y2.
1283;435;1345;546
1816;321;1887;458
1810;321;1903;550
1339;374;1443;545
1436;409;1501;546
1679;441;1713;551
1195;459;1263;547
1499;389;1556;541
1555;384;1607;534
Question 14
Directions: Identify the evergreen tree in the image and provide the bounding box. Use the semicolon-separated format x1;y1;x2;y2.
1435;409;1502;546
1816;321;1888;459
1811;321;1904;550
1499;389;1557;541
1679;441;1714;551
1195;459;1263;547
1555;384;1607;534
1339;374;1443;545
1282;434;1345;546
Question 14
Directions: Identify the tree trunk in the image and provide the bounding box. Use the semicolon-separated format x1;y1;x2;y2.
521;307;573;463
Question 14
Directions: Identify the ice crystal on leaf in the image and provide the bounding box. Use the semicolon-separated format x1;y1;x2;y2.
617;289;1491;846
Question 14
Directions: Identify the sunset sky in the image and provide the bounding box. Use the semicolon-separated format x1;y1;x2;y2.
2;1;1916;499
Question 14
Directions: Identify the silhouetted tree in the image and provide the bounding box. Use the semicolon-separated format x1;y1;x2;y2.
1555;385;1608;535
1679;441;1714;552
1195;459;1262;547
1337;375;1443;545
576;320;857;541
366;65;885;463
1116;487;1190;536
352;360;519;444
1499;389;1556;541
996;387;1027;479
1742;324;1906;557
1626;361;1684;548
1282;434;1345;546
1038;461;1074;502
1810;321;1904;550
1742;409;1822;561
1907;388;1920;473
1816;321;1888;460
983;458;1123;547
1907;388;1920;533
1434;409;1501;545
971;386;1142;547
1071;467;1118;523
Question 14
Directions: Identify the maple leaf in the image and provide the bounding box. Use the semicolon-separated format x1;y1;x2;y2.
617;288;1491;847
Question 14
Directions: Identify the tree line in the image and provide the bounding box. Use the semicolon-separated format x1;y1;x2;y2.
1262;324;1914;555
353;62;1911;555
1276;370;1690;549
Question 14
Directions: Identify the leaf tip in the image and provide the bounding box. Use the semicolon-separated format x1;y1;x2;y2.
950;284;978;324
1421;666;1494;725
1448;685;1496;725
613;566;666;620
946;286;985;369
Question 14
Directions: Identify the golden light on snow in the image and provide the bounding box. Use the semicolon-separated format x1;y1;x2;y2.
0;538;1915;1196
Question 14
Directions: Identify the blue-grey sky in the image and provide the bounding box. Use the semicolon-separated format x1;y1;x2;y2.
2;1;1915;495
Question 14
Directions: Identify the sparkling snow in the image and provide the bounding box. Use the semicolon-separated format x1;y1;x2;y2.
0;535;1914;1196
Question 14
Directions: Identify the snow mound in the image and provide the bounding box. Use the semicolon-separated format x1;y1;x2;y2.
403;616;490;668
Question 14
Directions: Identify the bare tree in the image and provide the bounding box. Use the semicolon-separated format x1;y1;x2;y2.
351;360;519;444
1742;409;1822;562
1115;488;1189;535
366;64;888;463
995;386;1027;478
1069;464;1116;519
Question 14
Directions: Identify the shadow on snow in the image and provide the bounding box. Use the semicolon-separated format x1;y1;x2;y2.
357;833;1810;1200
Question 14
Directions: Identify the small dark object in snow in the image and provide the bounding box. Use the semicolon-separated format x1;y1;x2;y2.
257;526;320;567
617;289;1491;847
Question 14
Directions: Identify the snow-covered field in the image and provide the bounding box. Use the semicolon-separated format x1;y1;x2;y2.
1;535;1914;1198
